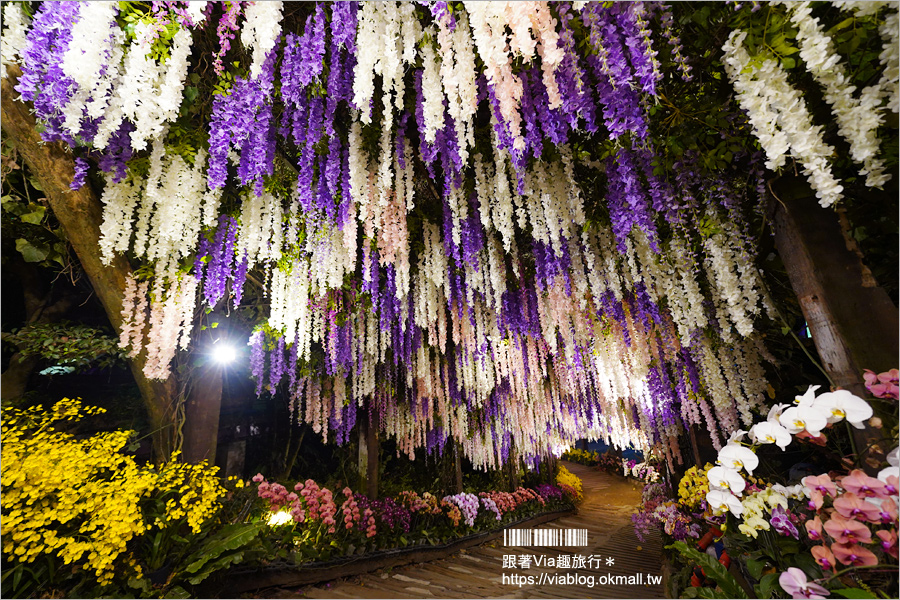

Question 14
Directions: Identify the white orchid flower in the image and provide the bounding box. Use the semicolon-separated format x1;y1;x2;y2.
887;446;898;468
749;421;792;450
706;489;744;518
779;404;828;436
708;465;746;494
767;403;791;423
878;465;899;484
812;390;873;428
717;443;760;475
794;385;821;406
727;429;748;444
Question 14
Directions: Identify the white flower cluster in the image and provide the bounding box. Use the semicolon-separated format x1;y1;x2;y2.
419;33;445;145
465;2;526;150
353;2;417;123
0;3;30;79
95;23;193;151
241;1;283;80
122;142;210;269
831;1;893;17
238;189;283;268
99;174;144;265
787;1;890;188
879;11;899;113
722;29;843;207
437;10;479;163
60;2;123;136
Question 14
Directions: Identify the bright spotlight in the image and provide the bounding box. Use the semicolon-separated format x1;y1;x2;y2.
266;509;293;527
212;343;237;365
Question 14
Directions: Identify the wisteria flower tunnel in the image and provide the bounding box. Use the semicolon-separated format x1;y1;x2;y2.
0;1;897;599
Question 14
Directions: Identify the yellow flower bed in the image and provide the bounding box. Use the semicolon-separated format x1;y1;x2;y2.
1;398;227;587
556;465;584;503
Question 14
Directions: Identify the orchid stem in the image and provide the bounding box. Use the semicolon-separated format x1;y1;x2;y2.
822;564;893;586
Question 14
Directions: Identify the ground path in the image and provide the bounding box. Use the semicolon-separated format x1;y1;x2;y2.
265;462;665;599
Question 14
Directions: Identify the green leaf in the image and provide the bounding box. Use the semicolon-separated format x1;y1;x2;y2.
781;57;796;69
697;587;732;599
15;238;50;263
183;522;262;574
186;551;248;585
163;585;192;599
745;557;767;581
20;206;46;224
754;572;780;599
666;542;748;599
832;589;878;599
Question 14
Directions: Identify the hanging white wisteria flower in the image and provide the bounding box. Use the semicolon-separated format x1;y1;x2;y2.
0;3;30;79
241;1;284;80
786;1;890;188
722;29;844;207
878;11;900;113
94;22;193;151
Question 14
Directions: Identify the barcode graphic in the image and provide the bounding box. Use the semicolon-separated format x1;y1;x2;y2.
503;528;588;547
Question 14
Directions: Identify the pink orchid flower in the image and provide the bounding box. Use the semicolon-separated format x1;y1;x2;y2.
833;493;883;522
808;489;825;511
823;514;873;544
878;497;898;524
864;369;900;399
803;474;837;498
875;529;898;559
778;567;830;599
841;469;888;499
831;542;879;567
806;516;824;541
881;474;898;496
811;545;835;571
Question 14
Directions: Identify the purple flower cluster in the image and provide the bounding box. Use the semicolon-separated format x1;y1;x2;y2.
356;496;412;534
443;493;480;527
208;51;277;195
249;329;266;396
70;156;90;191
582;2;647;139
770;505;799;539
534;484;565;502
606;147;659;254
16;2;81;145
195;215;241;308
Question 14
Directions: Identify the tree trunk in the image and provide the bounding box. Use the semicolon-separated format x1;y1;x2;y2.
182;313;225;464
357;413;380;497
771;177;899;467
182;361;223;464
367;416;379;498
2;66;178;462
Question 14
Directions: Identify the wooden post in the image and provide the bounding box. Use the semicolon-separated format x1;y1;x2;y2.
358;413;368;493
182;313;226;465
358;409;379;498
366;415;379;498
182;359;223;464
688;425;703;468
453;441;463;494
771;177;898;467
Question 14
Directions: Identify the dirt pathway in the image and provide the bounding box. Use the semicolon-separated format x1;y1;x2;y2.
266;462;665;599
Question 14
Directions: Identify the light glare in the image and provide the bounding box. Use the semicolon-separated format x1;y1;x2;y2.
266;509;293;526
212;344;237;364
